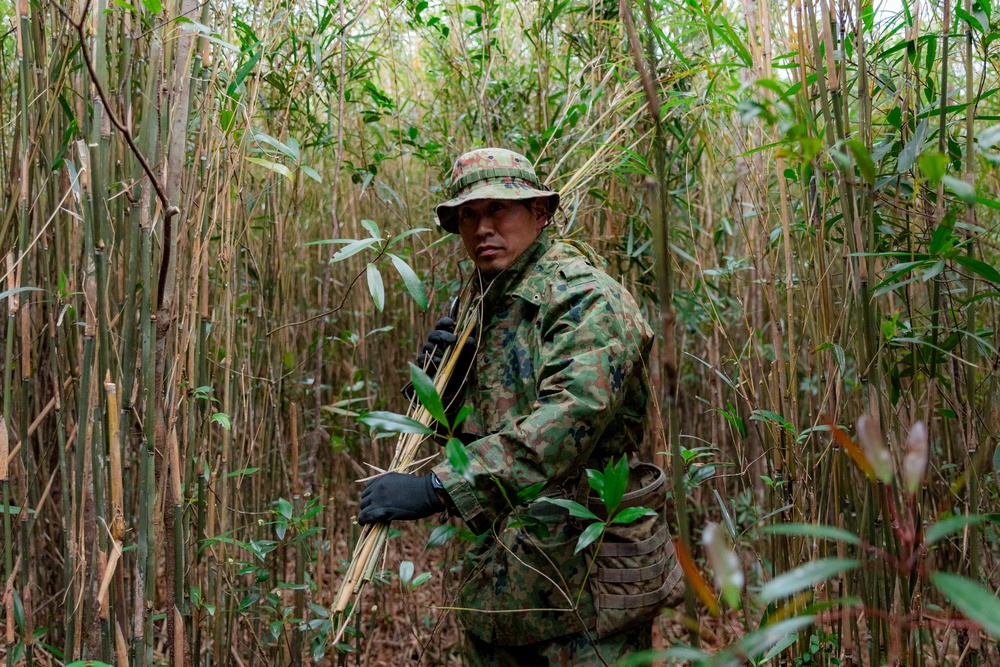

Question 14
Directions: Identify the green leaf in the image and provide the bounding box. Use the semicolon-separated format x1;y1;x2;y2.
586;468;605;499
918;152;947;185
300;165;322;183
211;412;231;431
388;254;428;310
427;524;456;548
389;227;431;245
760;523;861;545
730;616;816;663
275;497;293;520
931;572;1000;638
897;118;928;173
759;558;861;603
410;572;432;588
252;131;297;161
140;0;161;13
923;514;1000;545
408;362;447;426
942;175;976;202
0;286;46;303
537;497;600;521
330;238;378;263
358;411;432;435
978;124;1000;150
399;560;414;586
845;139;876;185
574;521;605;554
361;219;380;239
610;506;656;525
955;255;1000;284
452;405;473;429
246;157;292;180
602;456;629;516
516;482;546;504
445;437;473;483
956;6;985;31
0;505;34;516
930;220;954;254
366;263;384;311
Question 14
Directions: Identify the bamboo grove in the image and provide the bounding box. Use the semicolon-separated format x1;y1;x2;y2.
1;0;999;664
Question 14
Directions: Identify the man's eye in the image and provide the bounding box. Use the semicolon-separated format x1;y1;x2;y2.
489;202;506;214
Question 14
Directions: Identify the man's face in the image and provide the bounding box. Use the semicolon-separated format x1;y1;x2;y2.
455;198;547;276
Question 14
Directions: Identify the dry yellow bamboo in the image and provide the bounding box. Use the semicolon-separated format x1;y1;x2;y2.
105;377;125;541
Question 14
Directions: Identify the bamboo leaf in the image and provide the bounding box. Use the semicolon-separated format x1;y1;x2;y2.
246;157;292;180
358;411;432;435
408;362;446;427
942;174;976;202
760;558;861;603
389;253;428;310
923;514;1000;545
845;139;876;184
141;0;162;13
366;263;384;311
211;413;231;431
931;572;1000;637
760;523;861;545
918;152;947;185
300;165;322;183
978;124;1000;150
361;219;380;239
389;227;431;245
0;286;46;302
897;118;928;173
729;616;816;663
330;238;378;261
955;255;1000;284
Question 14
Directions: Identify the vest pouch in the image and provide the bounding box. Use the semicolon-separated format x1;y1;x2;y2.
587;461;684;638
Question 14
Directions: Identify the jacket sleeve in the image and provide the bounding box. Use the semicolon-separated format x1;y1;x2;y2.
432;276;646;535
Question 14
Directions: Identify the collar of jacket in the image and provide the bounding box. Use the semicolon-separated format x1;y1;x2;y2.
476;232;553;309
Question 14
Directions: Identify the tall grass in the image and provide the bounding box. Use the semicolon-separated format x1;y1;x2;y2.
0;0;997;664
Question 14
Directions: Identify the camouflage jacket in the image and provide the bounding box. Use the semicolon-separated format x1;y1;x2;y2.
432;233;654;646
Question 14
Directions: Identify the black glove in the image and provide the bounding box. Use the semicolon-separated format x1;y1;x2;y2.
357;473;445;525
417;317;471;377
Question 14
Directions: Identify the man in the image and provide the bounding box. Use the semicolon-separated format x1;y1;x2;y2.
357;148;656;665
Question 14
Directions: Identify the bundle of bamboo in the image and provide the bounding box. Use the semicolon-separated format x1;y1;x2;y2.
330;305;479;649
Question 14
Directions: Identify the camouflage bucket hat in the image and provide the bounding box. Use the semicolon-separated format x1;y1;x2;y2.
436;148;560;234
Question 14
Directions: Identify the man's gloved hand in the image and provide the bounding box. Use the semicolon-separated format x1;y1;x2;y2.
417;317;461;376
357;473;445;525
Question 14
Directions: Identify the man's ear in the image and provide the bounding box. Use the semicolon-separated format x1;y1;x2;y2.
531;198;550;229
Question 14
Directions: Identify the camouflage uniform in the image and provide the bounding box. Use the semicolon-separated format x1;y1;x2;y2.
430;233;655;657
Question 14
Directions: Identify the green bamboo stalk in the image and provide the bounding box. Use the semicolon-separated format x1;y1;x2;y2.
2;253;14;667
0;413;10;667
962;0;982;662
20;512;33;667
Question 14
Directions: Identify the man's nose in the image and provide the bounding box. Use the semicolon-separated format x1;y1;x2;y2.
475;215;496;237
